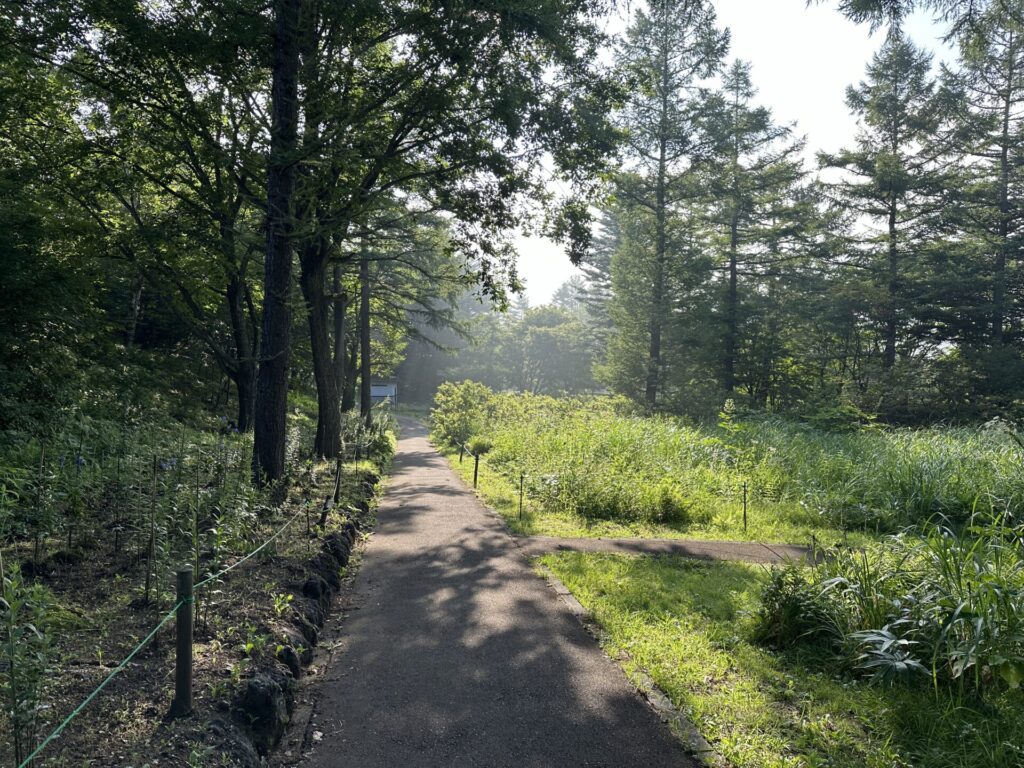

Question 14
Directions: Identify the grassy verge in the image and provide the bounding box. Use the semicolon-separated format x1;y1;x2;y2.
439;445;869;546
540;551;1024;768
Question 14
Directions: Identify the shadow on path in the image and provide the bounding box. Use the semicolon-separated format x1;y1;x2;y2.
299;420;691;768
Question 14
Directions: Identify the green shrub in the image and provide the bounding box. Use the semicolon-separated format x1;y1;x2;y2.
466;436;493;456
1;562;53;765
756;518;1024;693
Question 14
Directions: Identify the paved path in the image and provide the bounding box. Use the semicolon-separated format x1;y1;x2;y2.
514;535;810;564
300;420;692;768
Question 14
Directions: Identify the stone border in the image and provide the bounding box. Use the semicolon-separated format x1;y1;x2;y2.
207;471;382;767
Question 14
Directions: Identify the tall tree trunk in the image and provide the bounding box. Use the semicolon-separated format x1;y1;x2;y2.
993;64;1013;344
125;274;143;348
226;257;257;432
253;0;302;485
883;199;898;369
359;247;372;426
644;137;668;409
300;243;341;458
724;214;739;393
342;333;357;412
333;265;348;399
235;366;256;433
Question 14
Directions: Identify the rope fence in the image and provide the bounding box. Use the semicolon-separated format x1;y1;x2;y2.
17;498;314;768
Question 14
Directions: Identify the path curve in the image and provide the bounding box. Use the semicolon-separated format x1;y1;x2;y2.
299;420;692;768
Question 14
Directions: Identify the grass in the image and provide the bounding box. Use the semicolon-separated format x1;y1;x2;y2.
431;383;1024;545
541;551;1024;768
440;444;869;546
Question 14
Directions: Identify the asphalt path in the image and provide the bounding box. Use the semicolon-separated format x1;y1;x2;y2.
300;420;692;768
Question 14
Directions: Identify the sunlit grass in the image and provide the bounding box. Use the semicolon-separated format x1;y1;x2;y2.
440;445;868;546
541;552;1024;768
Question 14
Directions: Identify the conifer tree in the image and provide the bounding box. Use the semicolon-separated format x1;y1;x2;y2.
820;34;954;371
608;0;728;408
703;60;807;393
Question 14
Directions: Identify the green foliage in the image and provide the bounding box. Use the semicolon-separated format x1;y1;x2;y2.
430;380;495;444
436;384;1024;540
465;436;493;456
544;551;1024;767
1;562;53;765
755;517;1024;694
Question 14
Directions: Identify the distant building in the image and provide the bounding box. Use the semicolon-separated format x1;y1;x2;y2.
370;380;398;405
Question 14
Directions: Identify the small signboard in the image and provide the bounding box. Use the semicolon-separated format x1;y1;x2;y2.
370;380;398;404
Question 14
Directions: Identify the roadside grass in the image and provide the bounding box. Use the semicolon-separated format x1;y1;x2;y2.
439;445;869;546
540;552;1024;768
431;384;1024;544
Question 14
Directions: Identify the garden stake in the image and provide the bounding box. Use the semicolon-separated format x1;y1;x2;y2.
742;482;748;533
172;566;193;717
519;473;525;521
194;460;201;623
145;455;157;605
473;453;480;488
459;444;464;464
34;445;45;563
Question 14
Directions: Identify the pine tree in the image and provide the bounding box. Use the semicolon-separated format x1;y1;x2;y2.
956;2;1024;345
703;60;808;394
820;33;954;372
607;0;728;408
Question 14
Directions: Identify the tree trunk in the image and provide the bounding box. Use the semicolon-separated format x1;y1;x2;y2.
883;199;898;369
993;65;1013;344
644;134;668;410
253;0;302;486
300;244;341;458
342;334;357;412
226;262;257;433
333;265;349;398
359;247;373;426
234;365;256;433
724;211;739;392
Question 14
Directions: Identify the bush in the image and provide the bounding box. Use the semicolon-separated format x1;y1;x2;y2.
754;564;843;648
466;436;493;456
430;380;494;445
755;518;1024;692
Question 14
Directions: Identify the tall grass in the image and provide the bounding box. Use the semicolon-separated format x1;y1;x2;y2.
431;382;1024;536
757;515;1024;695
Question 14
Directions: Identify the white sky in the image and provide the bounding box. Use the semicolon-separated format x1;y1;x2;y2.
514;0;953;305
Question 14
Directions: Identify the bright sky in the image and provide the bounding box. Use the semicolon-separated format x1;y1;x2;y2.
514;0;953;305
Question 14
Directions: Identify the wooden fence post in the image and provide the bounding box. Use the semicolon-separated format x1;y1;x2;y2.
519;473;525;521
742;482;748;534
172;566;193;717
473;453;479;488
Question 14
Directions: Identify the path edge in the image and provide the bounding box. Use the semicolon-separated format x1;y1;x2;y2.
536;564;728;768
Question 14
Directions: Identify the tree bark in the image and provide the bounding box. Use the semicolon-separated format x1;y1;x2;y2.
226;263;257;433
724;211;739;391
300;242;341;458
992;54;1014;345
342;333;357;412
883;199;898;370
359;247;373;426
253;0;302;485
333;264;349;399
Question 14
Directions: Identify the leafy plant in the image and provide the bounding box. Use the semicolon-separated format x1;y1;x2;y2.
0;560;52;765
